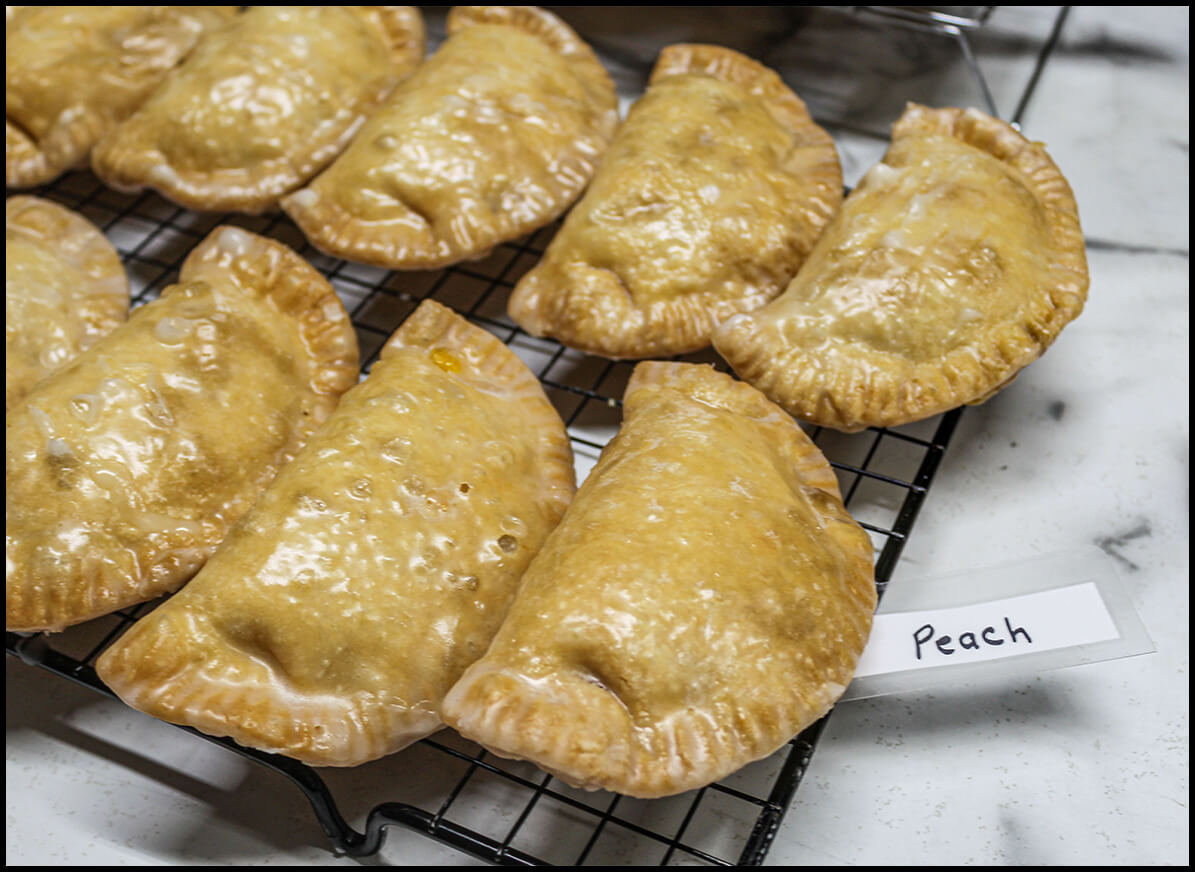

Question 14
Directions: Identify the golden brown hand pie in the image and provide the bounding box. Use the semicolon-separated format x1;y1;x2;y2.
91;7;426;214
96;300;575;767
5;6;237;188
508;43;843;359
282;5;618;269
713;104;1090;432
441;362;876;798
6;226;358;633
6;196;129;409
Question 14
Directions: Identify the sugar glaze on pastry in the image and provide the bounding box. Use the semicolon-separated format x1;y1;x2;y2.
713;104;1089;432
6;226;358;633
442;362;875;798
97;301;575;767
6;195;129;409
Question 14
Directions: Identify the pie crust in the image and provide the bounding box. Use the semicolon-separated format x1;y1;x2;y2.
91;7;426;214
5;6;238;188
713;103;1090;432
96;300;575;767
281;5;618;269
6;196;129;409
508;43;843;359
5;226;358;633
441;362;876;798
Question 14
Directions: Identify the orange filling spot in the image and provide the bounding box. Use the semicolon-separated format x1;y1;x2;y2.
430;347;462;373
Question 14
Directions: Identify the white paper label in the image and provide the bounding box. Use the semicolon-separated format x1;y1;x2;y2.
853;581;1120;678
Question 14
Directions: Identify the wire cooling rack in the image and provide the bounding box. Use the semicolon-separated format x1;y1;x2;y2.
6;6;1072;866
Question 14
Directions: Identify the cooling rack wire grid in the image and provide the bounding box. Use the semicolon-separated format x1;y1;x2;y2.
6;6;1074;865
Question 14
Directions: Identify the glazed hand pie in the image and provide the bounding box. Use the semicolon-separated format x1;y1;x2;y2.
508;43;843;359
6;6;237;188
6;196;129;409
97;300;575;767
91;7;426;214
713;104;1090;432
6;226;358;633
282;5;618;269
441;362;876;798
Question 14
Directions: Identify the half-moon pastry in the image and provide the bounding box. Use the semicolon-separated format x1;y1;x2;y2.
6;196;129;409
96;300;575;767
6;6;238;188
441;362;876;798
6;226;358;633
713;103;1090;432
91;7;426;214
282;5;618;270
508;43;843;359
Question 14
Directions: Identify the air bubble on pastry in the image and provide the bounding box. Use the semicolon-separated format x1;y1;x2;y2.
442;362;876;798
713;103;1089;432
507;43;843;359
153;316;194;345
281;5;619;270
96;300;576;767
6;227;359;633
91;7;426;214
6;196;130;410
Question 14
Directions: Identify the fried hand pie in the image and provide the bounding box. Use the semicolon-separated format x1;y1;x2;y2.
713;104;1089;432
282;5;618;269
508;43;843;359
6;226;358;633
97;300;575;767
442;362;876;798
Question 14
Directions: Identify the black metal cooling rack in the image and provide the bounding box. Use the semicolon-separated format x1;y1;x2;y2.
6;5;1072;865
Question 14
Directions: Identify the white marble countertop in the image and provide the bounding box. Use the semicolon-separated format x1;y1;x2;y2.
6;5;1189;866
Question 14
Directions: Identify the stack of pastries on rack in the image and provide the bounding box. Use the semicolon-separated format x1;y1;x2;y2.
6;6;1087;798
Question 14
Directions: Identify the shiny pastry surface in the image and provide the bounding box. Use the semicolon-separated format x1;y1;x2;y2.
5;6;237;187
442;362;876;798
91;7;425;214
6;227;358;633
96;301;575;767
282;5;618;269
5;196;129;409
714;104;1090;432
508;43;843;359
